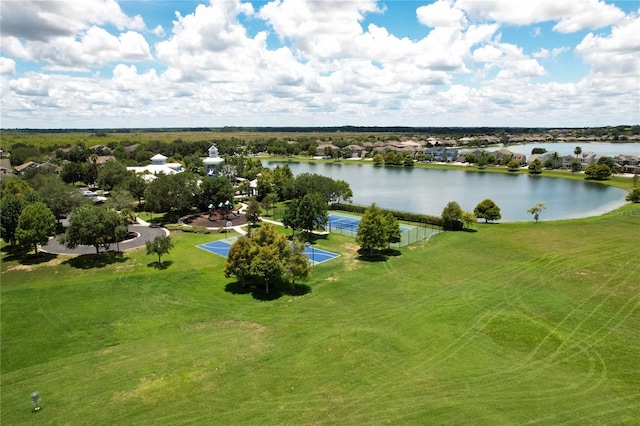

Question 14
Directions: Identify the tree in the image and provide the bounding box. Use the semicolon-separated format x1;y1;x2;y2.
96;160;128;191
256;173;274;200
260;193;276;216
574;146;582;158
107;188;134;211
476;155;488;169
598;156;616;172
2;179;36;200
461;211;477;230
383;210;401;249
125;173;148;205
60;161;88;185
271;164;294;201
507;160;521;172
246;198;262;227
282;198;301;237
144;173;199;213
0;194;23;247
199;176;235;211
403;154;414;167
356;203;388;257
625;188;640;203
334;180;353;204
286;237;311;291
528;158;543;174
37;180;86;225
372;153;384;165
297;193;329;239
225;223;291;294
224;236;253;287
441;201;464;230
16;202;57;254
146;235;174;266
584;163;611;180
527;202;547;223
62;205;124;255
474;199;502;223
570;159;582;173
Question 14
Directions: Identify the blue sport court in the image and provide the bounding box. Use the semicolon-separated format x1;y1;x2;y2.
328;213;411;232
197;238;340;265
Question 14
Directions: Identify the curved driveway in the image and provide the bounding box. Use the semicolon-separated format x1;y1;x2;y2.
42;225;168;255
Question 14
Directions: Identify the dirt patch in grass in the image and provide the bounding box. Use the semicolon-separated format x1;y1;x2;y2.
192;320;266;333
340;243;361;271
4;255;71;272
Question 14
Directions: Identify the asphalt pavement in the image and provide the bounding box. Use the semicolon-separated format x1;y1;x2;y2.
42;225;168;255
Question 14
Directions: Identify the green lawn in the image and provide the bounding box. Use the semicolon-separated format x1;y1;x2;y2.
2;204;639;424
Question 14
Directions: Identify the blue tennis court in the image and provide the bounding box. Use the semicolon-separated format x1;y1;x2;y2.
197;238;339;266
328;213;411;232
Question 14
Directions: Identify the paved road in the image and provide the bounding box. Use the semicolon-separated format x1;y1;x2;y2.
42;225;168;255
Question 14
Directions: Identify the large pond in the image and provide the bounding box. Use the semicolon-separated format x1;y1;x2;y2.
267;161;628;222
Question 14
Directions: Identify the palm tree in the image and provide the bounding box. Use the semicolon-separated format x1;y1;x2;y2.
574;146;582;159
551;151;560;169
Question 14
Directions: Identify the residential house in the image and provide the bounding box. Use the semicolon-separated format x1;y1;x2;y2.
14;161;38;175
578;152;600;167
316;143;340;157
88;155;116;165
0;158;13;176
456;148;484;163
424;147;458;162
343;144;365;158
614;155;640;174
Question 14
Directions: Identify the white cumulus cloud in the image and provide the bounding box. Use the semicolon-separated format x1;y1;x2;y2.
0;57;16;75
455;0;625;33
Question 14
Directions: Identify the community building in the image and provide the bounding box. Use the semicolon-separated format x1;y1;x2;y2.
127;153;184;181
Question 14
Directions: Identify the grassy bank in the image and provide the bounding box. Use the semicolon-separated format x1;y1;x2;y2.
2;203;639;424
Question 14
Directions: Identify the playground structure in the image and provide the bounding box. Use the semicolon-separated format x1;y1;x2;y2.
208;200;240;221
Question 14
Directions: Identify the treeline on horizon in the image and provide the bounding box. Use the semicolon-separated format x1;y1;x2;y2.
3;125;640;136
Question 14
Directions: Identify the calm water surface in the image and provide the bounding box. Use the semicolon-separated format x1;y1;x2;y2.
268;161;628;222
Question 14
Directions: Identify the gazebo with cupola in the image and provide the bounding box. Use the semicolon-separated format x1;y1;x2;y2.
203;144;224;177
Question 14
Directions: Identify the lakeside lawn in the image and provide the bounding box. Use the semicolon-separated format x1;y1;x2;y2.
1;204;639;424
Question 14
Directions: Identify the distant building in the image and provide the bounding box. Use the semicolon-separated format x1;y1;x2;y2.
127;153;183;181
0;158;13;176
203;145;224;176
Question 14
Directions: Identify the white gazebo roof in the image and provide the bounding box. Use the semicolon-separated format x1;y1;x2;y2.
203;157;224;165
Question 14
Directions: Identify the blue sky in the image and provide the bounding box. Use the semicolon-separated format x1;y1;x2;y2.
1;0;638;128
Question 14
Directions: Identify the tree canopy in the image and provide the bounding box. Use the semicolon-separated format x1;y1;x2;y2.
62;205;124;255
474;199;502;223
527;202;547;223
584;163;612;180
146;235;174;266
356;203;391;257
441;201;464;230
16;201;57;254
0;194;23;247
224;223;293;294
528;158;543;174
